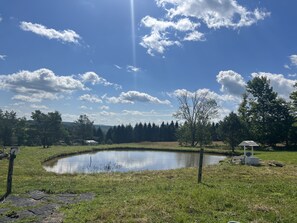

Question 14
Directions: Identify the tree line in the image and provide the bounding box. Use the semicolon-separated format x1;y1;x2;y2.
105;122;179;144
0;110;178;148
0;76;296;151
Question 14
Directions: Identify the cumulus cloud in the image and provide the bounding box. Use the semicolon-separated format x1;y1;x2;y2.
107;91;171;105
20;21;81;44
79;94;102;103
141;0;269;55
0;55;7;61
0;68;84;93
172;88;237;103
80;72;122;89
251;72;296;99
216;70;246;97
0;68;85;102
140;30;181;56
157;0;269;28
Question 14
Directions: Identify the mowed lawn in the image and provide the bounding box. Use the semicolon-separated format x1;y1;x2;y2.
0;143;296;223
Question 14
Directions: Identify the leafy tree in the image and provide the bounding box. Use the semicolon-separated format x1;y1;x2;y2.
74;114;94;144
289;82;297;145
15;117;27;145
31;110;62;148
246;77;293;146
0;110;19;146
290;82;297;115
174;90;218;147
219;112;245;154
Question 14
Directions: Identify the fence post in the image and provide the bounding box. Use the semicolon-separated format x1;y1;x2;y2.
6;147;17;195
198;148;204;184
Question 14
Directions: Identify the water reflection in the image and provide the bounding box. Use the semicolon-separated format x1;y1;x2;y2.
43;150;226;174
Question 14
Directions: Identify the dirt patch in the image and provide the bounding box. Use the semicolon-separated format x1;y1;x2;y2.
0;191;95;222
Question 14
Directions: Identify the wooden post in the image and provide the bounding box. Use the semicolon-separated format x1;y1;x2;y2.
198;148;204;184
6;149;17;195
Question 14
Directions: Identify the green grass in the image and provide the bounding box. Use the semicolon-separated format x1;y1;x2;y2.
1;143;297;222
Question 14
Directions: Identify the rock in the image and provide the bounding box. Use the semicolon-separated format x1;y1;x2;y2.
5;195;38;207
268;161;285;167
28;204;59;216
29;190;48;201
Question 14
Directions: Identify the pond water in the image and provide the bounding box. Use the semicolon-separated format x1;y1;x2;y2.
43;150;226;174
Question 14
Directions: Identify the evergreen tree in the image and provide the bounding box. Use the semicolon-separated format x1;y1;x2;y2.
95;127;104;144
74;114;94;144
219;112;245;154
105;128;113;144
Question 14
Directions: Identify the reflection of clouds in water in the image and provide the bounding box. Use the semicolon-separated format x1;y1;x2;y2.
43;150;226;174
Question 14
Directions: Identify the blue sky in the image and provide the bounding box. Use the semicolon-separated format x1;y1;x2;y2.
0;0;296;125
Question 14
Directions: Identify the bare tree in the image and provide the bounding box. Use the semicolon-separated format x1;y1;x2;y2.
174;90;218;147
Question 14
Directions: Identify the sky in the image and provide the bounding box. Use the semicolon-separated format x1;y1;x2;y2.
0;0;297;126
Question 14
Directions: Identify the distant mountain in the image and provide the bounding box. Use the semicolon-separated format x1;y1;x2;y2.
62;122;112;133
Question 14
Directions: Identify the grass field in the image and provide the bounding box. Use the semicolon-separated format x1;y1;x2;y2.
0;143;296;222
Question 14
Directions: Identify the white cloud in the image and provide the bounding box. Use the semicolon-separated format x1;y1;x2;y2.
100;105;110;110
80;72;122;89
79;94;102;103
172;88;237;103
0;17;2;22
216;70;246;97
141;0;269;55
114;64;122;69
0;68;84;102
288;74;297;78
184;31;205;41
30;104;49;110
140;16;199;55
251;72;296;99
0;68;84;93
107;91;171;105
140;30;181;56
80;105;93;110
20;21;81;44
289;55;297;67
122;110;158;116
127;65;141;73
0;55;7;61
157;0;269;28
12;92;59;103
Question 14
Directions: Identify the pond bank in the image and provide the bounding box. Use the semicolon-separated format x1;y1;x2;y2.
42;145;236;164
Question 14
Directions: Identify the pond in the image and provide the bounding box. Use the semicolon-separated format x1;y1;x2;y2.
43;150;226;174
